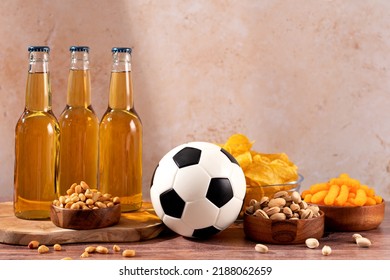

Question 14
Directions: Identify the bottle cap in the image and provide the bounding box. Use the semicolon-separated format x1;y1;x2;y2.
70;46;89;52
112;47;132;54
28;46;50;53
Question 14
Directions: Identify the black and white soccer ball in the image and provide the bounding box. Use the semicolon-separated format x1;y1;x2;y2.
150;141;246;238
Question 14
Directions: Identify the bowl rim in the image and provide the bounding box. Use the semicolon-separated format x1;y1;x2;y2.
316;200;385;209
50;203;121;212
246;173;304;188
243;209;324;224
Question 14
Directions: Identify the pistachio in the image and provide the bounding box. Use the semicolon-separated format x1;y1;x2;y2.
322;245;332;256
268;198;286;208
273;191;289;199
291;191;302;204
270;212;286;220
305;238;320;249
356;237;372;248
255;244;269;253
253;209;269;219
265;206;280;216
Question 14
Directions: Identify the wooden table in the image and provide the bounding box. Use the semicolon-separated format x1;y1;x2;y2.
0;202;389;260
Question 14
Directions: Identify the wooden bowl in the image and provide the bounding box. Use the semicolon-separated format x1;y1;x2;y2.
243;211;325;244
318;201;385;232
50;204;121;230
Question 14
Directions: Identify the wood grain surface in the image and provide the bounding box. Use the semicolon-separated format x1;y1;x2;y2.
0;201;389;260
0;202;164;246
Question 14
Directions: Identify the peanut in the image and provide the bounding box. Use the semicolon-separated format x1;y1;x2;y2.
53;244;62;251
255;244;268;253
122;249;136;257
61;257;73;260
113;245;121;252
53;181;120;210
38;245;49;254
85;246;96;253
96;246;109;254
322;245;332;256
28;240;39;249
80;251;89;258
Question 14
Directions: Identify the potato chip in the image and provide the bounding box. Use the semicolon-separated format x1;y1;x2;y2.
234;151;252;171
219;134;299;187
222;133;254;157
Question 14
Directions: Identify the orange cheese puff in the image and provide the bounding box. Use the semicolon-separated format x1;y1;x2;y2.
347;197;356;205
311;190;328;205
309;183;329;194
348;192;356;199
324;184;340;205
374;195;383;204
354;188;367;206
349;185;359;194
301;189;311;198
335;184;349;206
304;193;312;203
363;186;375;198
329;178;343;186
339;173;350;179
364;197;377;206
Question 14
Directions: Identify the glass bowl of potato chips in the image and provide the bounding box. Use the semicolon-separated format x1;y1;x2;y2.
217;133;302;217
243;174;304;209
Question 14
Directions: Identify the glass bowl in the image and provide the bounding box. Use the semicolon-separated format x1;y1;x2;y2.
242;174;304;212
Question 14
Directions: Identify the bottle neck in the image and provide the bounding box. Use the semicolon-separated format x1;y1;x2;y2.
108;52;133;110
25;51;51;111
66;51;92;107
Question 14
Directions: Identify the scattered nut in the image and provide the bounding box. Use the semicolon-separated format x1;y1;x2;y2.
53;244;62;251
113;245;121;252
356;237;372;248
96;246;109;254
352;233;363;242
37;245;49;254
255;244;269;253
322;245;332;256
28;240;39;249
305;238;320;249
61;257;73;260
85;246;96;253
80;251;89;258
122;249;136;257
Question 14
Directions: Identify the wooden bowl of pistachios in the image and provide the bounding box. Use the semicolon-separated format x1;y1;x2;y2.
243;190;325;244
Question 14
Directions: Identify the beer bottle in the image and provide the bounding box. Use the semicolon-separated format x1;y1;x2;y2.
14;46;60;220
99;47;143;212
57;46;99;195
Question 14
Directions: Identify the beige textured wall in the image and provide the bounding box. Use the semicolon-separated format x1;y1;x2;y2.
1;0;390;201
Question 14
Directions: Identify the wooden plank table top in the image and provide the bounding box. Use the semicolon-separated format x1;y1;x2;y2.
0;201;389;260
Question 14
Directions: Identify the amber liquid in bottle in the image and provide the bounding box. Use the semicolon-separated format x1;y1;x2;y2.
99;48;142;212
14;47;60;220
57;47;99;195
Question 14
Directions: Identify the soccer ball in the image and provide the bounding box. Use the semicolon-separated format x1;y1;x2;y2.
150;141;246;238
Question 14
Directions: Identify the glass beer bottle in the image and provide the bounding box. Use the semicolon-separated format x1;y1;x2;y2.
14;46;60;220
57;46;99;195
99;47;143;212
